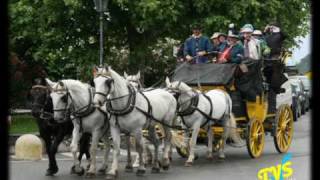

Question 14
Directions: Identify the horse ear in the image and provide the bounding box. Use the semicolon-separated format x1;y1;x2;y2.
165;77;171;87
94;65;99;72
58;81;64;87
136;71;140;79
124;71;128;78
45;78;56;88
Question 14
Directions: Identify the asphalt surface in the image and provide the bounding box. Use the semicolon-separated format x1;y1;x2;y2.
9;111;311;180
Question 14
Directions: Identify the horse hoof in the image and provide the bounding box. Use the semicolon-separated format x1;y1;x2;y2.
86;164;91;171
125;165;133;172
98;168;106;175
162;165;170;171
70;166;76;174
218;155;226;161
151;167;160;173
206;156;213;161
70;165;84;175
45;167;58;176
77;167;85;176
136;169;146;176
85;172;96;178
184;161;193;167
194;154;199;160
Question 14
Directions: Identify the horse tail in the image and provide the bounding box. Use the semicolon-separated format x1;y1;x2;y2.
229;113;244;146
225;93;244;146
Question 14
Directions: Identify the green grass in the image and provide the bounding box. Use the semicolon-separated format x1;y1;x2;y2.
9;114;39;134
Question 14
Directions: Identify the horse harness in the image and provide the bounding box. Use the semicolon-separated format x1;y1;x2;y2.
104;83;187;132
52;82;109;132
104;84;151;133
176;90;227;128
31;85;58;126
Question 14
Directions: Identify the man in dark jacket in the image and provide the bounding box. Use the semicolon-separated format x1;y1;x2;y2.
264;22;287;59
184;23;213;64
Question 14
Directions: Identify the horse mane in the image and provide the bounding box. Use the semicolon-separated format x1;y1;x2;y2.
108;67;129;88
55;79;90;92
175;81;192;92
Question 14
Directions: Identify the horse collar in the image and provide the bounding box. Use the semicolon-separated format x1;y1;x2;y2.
177;90;199;116
106;84;136;116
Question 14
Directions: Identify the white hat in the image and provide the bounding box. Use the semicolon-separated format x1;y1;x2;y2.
240;24;254;33
210;32;221;39
252;30;263;35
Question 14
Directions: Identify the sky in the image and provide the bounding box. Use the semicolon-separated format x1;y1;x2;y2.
286;33;311;66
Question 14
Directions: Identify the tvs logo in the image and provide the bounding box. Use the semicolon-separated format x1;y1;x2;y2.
257;153;294;180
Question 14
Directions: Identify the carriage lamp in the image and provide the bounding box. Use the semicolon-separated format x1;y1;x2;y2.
93;0;109;66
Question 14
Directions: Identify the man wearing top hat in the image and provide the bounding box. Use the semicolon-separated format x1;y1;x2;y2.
183;23;213;64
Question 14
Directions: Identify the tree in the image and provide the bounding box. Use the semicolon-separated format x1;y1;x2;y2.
9;0;310;107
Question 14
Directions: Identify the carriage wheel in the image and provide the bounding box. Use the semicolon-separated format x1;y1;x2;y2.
246;119;265;158
273;104;294;153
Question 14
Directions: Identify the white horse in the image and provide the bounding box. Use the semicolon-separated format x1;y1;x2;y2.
124;71;154;167
165;77;244;166
93;66;177;179
46;79;111;177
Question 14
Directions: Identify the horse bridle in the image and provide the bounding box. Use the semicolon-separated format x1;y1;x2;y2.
166;81;200;115
52;87;73;123
93;73;114;105
127;78;142;90
30;85;53;120
52;81;97;123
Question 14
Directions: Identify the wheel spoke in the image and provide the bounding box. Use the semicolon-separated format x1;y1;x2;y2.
282;133;288;146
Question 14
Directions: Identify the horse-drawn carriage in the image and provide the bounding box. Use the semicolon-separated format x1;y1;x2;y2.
171;58;294;159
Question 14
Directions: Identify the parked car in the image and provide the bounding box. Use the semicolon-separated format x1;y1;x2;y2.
294;75;311;110
276;74;297;122
288;77;307;115
290;84;302;120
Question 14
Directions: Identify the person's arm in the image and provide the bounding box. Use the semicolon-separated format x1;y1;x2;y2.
183;39;193;61
206;38;213;53
231;45;244;64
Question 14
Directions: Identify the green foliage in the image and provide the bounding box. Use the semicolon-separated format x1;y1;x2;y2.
9;0;310;106
9;114;38;134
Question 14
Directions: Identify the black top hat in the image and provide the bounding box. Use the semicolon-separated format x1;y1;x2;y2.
191;23;203;30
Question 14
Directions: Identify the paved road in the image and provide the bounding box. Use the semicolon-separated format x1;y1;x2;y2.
10;111;311;180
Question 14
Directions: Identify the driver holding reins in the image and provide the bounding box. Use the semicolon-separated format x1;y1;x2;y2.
183;23;213;64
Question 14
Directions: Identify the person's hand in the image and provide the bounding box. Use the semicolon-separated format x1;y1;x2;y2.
229;23;234;28
197;51;206;56
186;55;193;61
264;25;270;32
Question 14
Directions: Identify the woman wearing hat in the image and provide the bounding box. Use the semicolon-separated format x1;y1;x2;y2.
210;32;221;51
183;23;213;64
216;32;244;64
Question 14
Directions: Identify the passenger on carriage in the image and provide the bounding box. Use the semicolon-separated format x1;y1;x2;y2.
215;32;244;64
210;32;221;52
240;24;262;60
252;30;271;58
263;22;287;59
216;33;228;52
184;23;213;64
